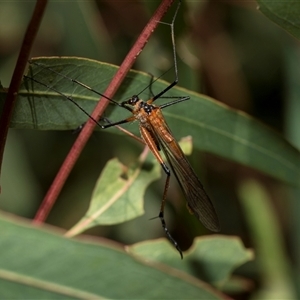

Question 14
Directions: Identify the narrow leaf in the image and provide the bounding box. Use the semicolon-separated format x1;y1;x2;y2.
2;56;299;186
238;180;296;298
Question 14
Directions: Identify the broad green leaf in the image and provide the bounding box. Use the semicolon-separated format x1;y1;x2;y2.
66;150;160;236
3;56;300;187
128;236;253;285
0;213;228;299
257;1;300;40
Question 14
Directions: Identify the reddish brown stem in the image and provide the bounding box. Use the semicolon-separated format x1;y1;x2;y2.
33;0;175;224
0;1;48;191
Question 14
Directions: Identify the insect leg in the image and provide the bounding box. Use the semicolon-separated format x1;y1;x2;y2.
24;75;104;129
151;0;181;102
101;115;135;129
101;117;145;144
160;96;190;109
159;162;183;259
28;60;122;107
140;126;183;258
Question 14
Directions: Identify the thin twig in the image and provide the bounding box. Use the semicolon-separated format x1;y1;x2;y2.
33;0;175;224
0;1;48;190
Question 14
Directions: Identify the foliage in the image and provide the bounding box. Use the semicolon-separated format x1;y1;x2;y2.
0;0;299;298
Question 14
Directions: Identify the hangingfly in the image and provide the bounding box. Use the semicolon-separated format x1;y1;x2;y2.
25;0;220;258
102;94;220;258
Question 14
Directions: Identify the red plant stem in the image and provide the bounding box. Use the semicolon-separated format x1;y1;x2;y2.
33;0;175;224
0;1;48;189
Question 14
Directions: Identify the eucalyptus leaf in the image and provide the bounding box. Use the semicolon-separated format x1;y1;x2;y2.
257;1;300;40
238;180;296;298
67;151;160;236
2;56;299;186
0;213;228;299
128;236;253;285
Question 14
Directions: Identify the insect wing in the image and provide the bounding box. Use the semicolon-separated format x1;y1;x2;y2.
150;115;220;232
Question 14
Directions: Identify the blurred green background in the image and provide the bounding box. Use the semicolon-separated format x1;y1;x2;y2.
0;1;299;298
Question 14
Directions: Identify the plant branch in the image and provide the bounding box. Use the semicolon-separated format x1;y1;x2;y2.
0;1;48;191
33;0;176;224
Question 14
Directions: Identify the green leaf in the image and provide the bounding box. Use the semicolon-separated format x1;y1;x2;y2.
238;180;296;299
4;56;300;187
219;276;254;295
66;150;160;236
257;1;300;40
0;213;228;299
128;236;253;285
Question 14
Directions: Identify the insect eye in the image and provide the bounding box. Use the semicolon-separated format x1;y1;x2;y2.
129;95;139;105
